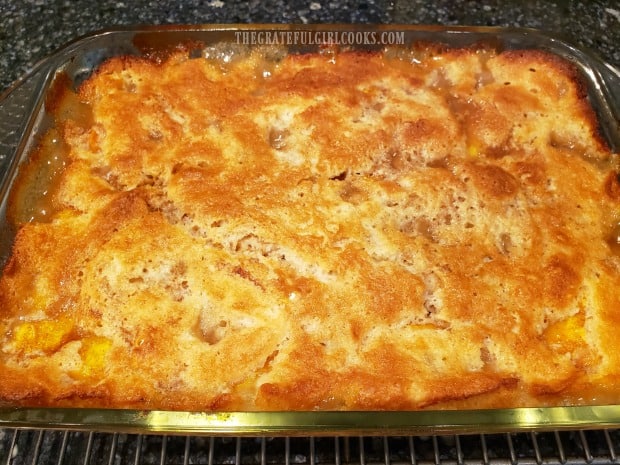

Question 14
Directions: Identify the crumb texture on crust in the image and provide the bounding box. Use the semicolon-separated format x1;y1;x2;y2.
1;45;619;411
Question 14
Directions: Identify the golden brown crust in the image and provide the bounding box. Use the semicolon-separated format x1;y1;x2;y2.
1;45;620;411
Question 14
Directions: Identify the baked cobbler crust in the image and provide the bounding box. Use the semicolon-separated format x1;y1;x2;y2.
1;45;619;410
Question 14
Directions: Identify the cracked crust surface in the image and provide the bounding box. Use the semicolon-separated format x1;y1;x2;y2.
1;45;620;410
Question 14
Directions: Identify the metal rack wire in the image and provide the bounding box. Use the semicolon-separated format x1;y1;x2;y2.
1;429;619;465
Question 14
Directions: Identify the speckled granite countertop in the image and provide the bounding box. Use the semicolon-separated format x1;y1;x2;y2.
1;0;619;94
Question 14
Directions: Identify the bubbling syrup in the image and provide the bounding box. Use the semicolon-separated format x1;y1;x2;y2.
8;80;93;226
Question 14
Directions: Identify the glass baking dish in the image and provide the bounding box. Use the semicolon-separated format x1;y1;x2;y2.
0;24;619;436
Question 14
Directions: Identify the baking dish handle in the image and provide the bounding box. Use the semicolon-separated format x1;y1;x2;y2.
0;64;55;182
598;62;620;141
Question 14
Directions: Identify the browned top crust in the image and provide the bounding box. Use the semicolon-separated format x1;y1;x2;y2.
1;45;620;411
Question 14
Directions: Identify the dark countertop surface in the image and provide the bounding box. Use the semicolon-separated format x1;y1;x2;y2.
1;0;620;94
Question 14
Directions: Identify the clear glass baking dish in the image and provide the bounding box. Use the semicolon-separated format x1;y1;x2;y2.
0;24;619;436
